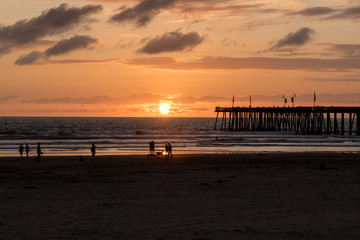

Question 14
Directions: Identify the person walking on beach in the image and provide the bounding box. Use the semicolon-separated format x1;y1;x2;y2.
90;143;96;160
167;142;173;158
149;140;155;155
19;144;24;158
165;143;169;157
25;144;30;159
35;143;43;162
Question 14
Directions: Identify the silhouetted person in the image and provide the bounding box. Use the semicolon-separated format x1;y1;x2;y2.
36;143;43;162
167;142;173;158
25;144;30;159
90;143;96;160
165;143;169;157
19;144;24;158
149;141;155;155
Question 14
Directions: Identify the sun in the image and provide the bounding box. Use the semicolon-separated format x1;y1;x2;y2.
159;103;170;114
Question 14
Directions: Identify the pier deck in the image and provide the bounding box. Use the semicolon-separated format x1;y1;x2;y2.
214;106;360;135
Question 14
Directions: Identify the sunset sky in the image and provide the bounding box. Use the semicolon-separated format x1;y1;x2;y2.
1;0;360;117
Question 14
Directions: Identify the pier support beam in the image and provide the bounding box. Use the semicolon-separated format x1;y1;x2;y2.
357;112;360;135
214;106;360;135
341;113;345;135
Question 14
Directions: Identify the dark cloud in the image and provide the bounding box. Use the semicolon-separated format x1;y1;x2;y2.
44;35;97;56
108;0;261;27
0;43;12;55
0;3;102;54
325;6;360;20
15;51;43;65
137;29;204;54
110;0;175;27
269;27;315;50
15;35;98;65
289;6;360;20
287;7;336;16
326;44;360;56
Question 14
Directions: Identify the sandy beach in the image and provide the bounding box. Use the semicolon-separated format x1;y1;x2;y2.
1;152;360;239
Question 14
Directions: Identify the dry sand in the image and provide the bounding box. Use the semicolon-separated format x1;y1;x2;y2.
1;152;360;239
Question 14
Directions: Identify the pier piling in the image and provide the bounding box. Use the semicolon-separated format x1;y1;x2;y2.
214;106;360;135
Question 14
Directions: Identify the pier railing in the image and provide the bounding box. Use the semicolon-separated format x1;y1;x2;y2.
214;106;360;135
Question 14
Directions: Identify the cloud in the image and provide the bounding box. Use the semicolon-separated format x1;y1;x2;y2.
307;73;360;82
325;6;360;20
44;35;97;56
269;27;315;50
287;7;336;16
234;93;360;106
108;0;262;27
310;77;360;82
21;94;228;105
0;96;18;103
297;93;360;105
15;53;360;72
235;20;289;31
15;51;43;65
110;0;175;27
125;55;360;71
137;29;204;54
15;35;98;65
174;0;264;18
325;43;360;56
289;6;360;20
0;3;102;55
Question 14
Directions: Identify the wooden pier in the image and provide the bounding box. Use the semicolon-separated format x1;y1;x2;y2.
214;106;360;135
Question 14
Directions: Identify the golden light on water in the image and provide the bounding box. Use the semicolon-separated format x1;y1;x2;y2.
159;103;170;114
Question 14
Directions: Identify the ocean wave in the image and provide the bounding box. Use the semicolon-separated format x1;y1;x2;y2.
0;117;359;156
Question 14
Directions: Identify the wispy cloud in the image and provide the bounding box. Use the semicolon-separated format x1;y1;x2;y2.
137;29;204;54
288;6;360;20
15;35;98;65
235;20;289;31
0;3;102;55
0;96;18;103
14;54;360;72
108;0;265;27
174;0;264;18
287;7;337;16
125;55;360;71
21;93;228;105
109;0;175;27
323;43;360;56
324;6;360;20
268;27;315;51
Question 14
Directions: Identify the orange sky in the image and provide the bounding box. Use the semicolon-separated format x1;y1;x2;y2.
1;0;360;117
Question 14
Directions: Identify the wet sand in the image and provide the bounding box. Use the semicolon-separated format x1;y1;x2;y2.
1;152;360;239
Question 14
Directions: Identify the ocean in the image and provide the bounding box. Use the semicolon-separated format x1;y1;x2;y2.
0;117;359;157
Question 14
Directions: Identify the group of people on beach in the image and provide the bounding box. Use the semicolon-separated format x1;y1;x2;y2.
18;141;172;161
18;143;43;162
149;141;173;158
